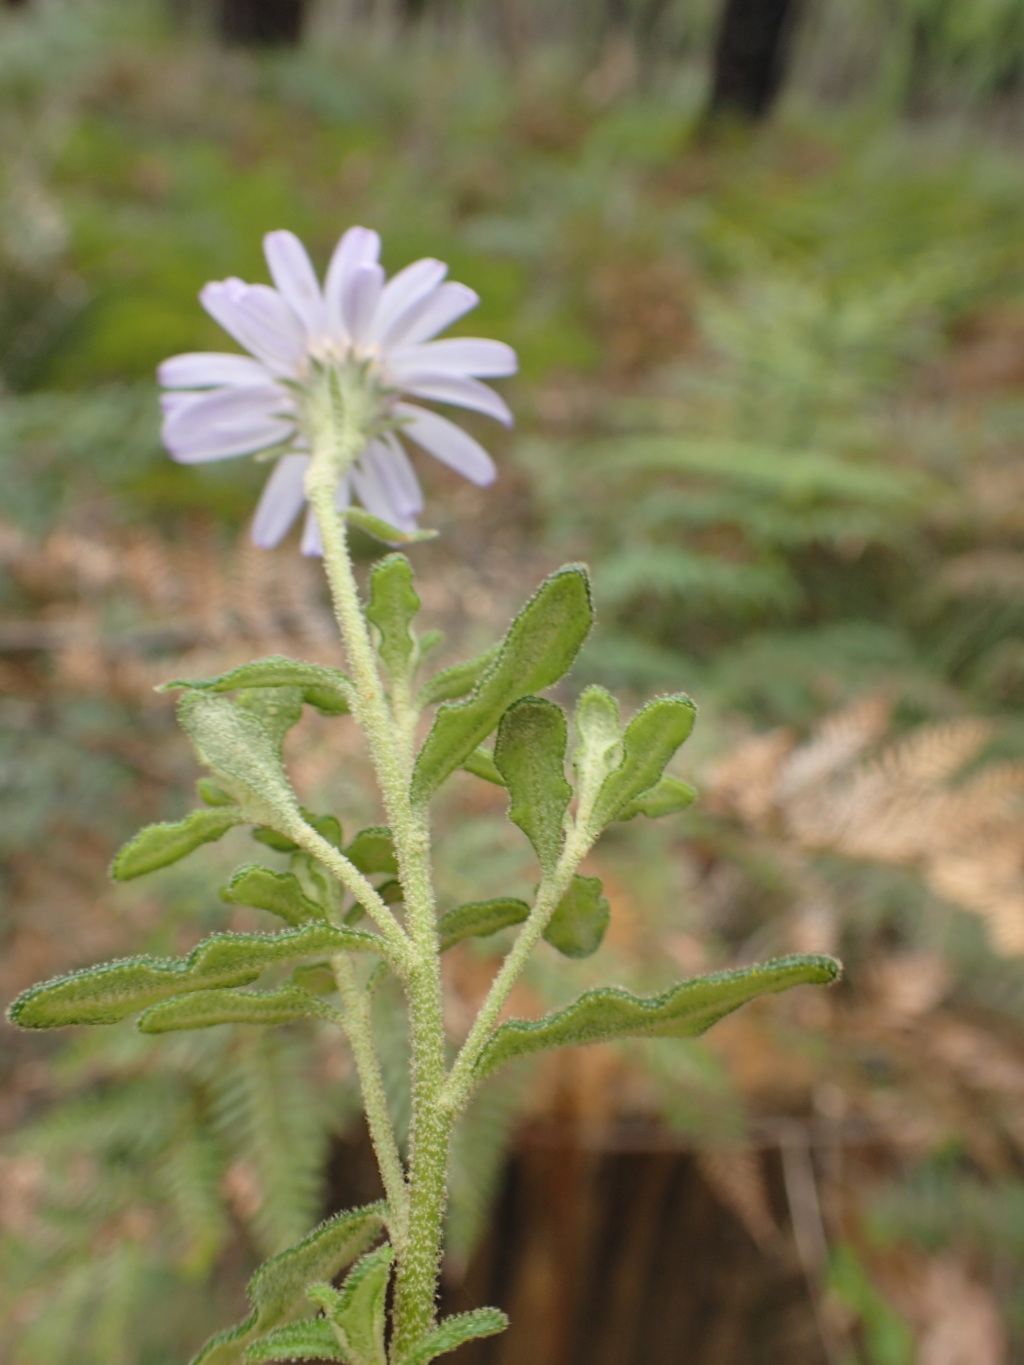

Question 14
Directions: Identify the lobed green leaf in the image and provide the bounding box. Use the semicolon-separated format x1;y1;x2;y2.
188;1202;386;1365
343;507;438;544
138;985;335;1033
344;827;398;876
112;807;244;881
244;1321;345;1363
543;875;609;959
417;645;500;708
437;898;530;952
161;655;353;717
253;827;301;853
292;963;338;995
366;554;420;682
460;748;504;786
411;566;593;803
236;686;304;752
589;694;696;831
572;686;622;825
400;1308;509;1365
415;629;445;664
221;866;328;926
8;923;380;1029
308;1244;393;1365
494;698;572;875
198;778;236;807
307;812;344;849
475;955;842;1078
616;774;697;822
179;693;300;826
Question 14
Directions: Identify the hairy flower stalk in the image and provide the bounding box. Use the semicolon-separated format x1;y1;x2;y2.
304;371;451;1350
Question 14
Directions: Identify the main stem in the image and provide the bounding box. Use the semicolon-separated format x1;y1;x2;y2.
305;376;451;1360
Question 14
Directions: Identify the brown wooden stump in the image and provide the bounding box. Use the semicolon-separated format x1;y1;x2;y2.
328;1123;827;1364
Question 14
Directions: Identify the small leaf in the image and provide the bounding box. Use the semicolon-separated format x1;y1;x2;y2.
589;695;697;831
415;629;445;663
475;955;842;1078
138;985;334;1033
401;1308;509;1365
616;775;697;822
417;645;500;708
179;693;300;827
307;811;344;849
494;698;572;875
572;686;622;824
543;875;609;959
253;827;299;853
221;867;327;927
343;507;438;544
349;878;403;926
244;1321;346;1363
309;1244;393;1365
198;778;236;807
188;1202;386;1365
252;811;341;854
162;656;352;717
412;566;593;803
344;827;398;876
460;748;504;786
438;899;530;952
8;923;380;1029
366;554;420;682
112;807;243;881
292;963;338;995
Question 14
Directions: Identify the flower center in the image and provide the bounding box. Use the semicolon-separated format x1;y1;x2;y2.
299;356;392;483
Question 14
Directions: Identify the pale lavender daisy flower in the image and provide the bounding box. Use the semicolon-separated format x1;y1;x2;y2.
158;227;517;554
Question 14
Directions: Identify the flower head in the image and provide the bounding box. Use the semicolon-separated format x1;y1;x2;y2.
159;228;517;553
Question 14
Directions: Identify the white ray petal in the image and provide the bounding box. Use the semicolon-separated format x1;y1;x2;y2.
160;390;208;418
324;227;381;337
396;402;496;486
163;386;294;463
200;279;306;372
372;258;447;343
385;282;479;348
357;440;422;526
301;506;323;557
263;231;326;336
158;352;272;389
388;338;517;379
376;434;424;516
402;374;512;427
352;452;411;529
251;453;310;548
341;263;385;344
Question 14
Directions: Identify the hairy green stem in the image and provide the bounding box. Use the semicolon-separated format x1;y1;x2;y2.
286;819;411;966
332;953;410;1245
442;826;591;1111
306;376;450;1360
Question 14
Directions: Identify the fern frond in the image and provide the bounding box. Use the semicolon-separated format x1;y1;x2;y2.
209;1031;330;1255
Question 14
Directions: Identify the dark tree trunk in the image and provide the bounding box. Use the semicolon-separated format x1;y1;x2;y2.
705;0;800;123
217;0;309;45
